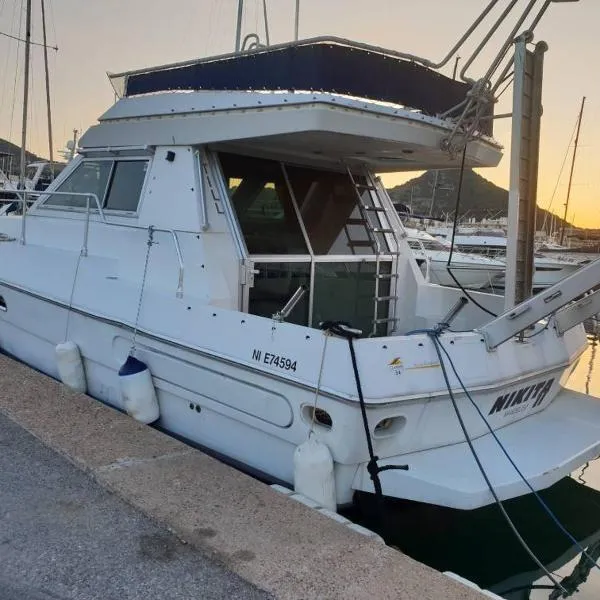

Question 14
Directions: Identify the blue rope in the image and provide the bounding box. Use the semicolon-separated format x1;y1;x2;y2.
412;326;600;572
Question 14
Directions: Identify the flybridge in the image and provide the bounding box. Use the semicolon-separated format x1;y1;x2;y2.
108;37;494;136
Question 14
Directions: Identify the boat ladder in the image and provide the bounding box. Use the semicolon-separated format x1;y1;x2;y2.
345;167;399;336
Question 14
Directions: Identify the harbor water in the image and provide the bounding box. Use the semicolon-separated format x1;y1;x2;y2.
346;339;600;600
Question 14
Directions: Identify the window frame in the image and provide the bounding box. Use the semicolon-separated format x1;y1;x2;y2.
39;156;151;217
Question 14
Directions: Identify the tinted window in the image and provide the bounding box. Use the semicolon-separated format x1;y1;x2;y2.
219;153;308;255
45;160;112;209
286;166;389;255
104;161;148;212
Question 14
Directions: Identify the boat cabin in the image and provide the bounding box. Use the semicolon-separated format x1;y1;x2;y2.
25;38;504;337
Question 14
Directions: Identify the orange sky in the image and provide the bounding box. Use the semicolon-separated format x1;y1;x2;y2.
0;0;597;226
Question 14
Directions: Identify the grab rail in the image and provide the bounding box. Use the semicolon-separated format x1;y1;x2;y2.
17;190;185;298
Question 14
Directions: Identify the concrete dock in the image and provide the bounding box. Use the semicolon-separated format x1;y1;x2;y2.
0;353;489;599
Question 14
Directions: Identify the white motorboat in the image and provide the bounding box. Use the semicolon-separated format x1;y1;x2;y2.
404;228;505;290
429;227;589;291
1;32;600;513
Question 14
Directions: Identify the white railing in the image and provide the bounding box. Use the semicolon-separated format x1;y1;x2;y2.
16;190;185;298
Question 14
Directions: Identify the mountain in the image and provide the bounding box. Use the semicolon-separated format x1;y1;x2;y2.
0;138;45;175
386;169;569;233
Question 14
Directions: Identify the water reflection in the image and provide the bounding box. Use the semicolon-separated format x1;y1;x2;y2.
347;341;600;599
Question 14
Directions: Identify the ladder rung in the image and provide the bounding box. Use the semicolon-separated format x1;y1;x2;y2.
355;184;378;191
362;205;386;212
346;218;367;225
375;296;397;302
374;317;399;324
373;228;394;234
377;273;398;279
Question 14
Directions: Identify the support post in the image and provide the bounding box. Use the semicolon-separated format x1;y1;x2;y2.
504;34;547;309
294;0;300;41
235;0;244;53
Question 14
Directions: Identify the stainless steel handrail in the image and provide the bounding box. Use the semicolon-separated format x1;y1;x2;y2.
18;189;185;298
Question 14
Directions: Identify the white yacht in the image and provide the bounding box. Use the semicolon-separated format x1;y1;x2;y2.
1;37;600;512
404;228;505;290
429;227;589;291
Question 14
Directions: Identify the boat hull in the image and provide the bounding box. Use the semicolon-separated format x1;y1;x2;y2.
0;281;597;509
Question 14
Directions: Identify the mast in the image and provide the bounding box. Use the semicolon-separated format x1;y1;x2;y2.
560;96;586;245
41;0;54;179
19;0;33;194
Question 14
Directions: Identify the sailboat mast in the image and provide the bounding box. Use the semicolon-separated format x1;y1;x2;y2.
19;0;33;194
560;96;586;245
41;0;54;179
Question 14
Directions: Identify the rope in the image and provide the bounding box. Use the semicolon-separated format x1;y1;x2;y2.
319;321;408;507
131;226;155;354
445;146;498;318
308;330;331;436
420;329;567;593
64;248;83;341
0;29;58;49
429;332;600;573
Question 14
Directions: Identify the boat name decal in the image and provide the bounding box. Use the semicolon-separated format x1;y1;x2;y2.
252;349;297;372
488;377;555;416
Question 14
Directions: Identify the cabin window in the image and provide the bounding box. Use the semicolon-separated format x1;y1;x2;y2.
312;262;391;336
43;159;148;212
104;160;148;212
286;165;387;255
44;160;112;209
248;262;310;325
219;153;308;255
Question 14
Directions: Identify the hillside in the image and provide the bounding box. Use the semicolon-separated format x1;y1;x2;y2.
387;169;569;233
0;138;45;175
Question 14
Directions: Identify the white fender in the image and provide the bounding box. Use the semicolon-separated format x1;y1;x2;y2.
55;341;87;394
294;437;337;511
118;355;159;424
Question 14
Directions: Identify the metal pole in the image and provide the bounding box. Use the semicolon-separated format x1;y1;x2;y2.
19;0;33;192
504;37;526;310
41;0;54;180
235;0;244;53
452;56;460;80
428;170;439;216
560;96;586;245
70;129;78;161
294;0;300;41
262;0;270;46
19;0;32;245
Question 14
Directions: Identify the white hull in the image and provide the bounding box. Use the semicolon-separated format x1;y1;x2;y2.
427;261;503;290
1;277;598;509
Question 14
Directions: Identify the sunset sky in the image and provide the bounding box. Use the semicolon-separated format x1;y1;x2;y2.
0;0;597;226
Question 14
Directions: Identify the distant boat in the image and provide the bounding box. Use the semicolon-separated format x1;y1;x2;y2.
427;226;589;291
404;227;505;290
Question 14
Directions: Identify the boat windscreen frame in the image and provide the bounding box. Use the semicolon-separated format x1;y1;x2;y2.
208;149;402;336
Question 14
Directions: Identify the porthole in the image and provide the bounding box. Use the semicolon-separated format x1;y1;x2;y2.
302;405;333;430
0;296;6;311
373;415;407;438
